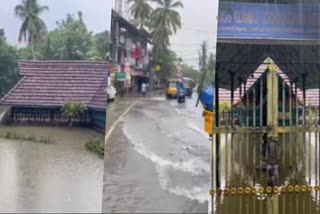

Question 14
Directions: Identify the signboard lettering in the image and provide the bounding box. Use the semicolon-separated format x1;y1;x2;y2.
218;3;320;40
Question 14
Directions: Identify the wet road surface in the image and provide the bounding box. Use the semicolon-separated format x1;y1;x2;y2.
0;126;104;213
103;96;210;213
102;95;320;214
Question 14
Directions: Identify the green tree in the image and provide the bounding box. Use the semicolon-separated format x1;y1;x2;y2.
57;12;92;60
181;64;200;82
88;31;110;61
129;0;153;29
15;0;48;60
154;48;177;83
205;53;215;87
0;30;19;98
150;0;183;49
19;11;96;61
63;101;87;127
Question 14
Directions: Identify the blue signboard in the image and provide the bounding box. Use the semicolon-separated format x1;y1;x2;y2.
218;2;320;40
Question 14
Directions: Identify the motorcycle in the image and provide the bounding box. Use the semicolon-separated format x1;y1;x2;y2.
177;91;186;103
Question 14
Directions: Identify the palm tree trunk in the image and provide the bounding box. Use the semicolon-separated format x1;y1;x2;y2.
31;43;36;60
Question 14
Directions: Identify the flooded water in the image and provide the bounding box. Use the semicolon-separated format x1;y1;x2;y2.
103;96;320;213
212;132;320;214
103;96;210;213
0;125;104;213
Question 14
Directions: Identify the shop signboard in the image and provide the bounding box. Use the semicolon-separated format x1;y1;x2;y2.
218;2;320;40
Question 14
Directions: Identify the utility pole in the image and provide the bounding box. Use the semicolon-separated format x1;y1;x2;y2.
196;41;208;107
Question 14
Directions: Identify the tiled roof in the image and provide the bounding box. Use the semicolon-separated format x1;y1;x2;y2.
1;60;109;110
219;64;320;107
89;78;108;110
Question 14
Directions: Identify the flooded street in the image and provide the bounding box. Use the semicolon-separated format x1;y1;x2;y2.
102;96;320;213
103;96;210;213
0;125;104;213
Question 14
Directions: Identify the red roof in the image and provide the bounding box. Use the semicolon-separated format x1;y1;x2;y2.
1;60;109;110
219;64;320;107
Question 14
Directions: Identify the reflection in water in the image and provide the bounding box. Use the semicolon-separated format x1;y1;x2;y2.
0;126;103;213
213;132;320;214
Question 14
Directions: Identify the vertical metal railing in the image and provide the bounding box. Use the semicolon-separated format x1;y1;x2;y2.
211;66;320;213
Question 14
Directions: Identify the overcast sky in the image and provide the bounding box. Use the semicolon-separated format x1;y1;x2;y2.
1;0;218;68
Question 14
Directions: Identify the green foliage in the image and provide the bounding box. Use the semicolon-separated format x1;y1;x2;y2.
129;0;183;82
150;0;183;49
219;101;231;113
154;48;178;83
85;138;104;158
0;130;55;143
204;53;215;87
38;136;55;143
129;0;153;29
181;64;200;82
0;29;19;99
3;131;18;139
15;0;49;59
18;12;110;61
88;31;110;61
63;101;87;126
58;13;92;60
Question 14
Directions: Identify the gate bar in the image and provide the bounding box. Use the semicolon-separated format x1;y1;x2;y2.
230;72;235;126
260;78;263;188
282;78;286;214
302;74;307;179
318;80;320;188
230;72;235;189
303;73;307;125
244;80;248;126
239;78;243;127
215;64;221;189
294;81;299;176
290;81;293;168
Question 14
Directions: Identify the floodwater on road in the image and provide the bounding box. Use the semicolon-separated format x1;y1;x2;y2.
103;96;210;213
0;125;104;213
103;95;320;214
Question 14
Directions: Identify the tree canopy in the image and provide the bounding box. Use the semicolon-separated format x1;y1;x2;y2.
0;29;19;98
129;0;183;83
19;12;110;61
15;0;48;59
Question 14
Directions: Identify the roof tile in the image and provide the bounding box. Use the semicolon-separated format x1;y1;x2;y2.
1;60;109;110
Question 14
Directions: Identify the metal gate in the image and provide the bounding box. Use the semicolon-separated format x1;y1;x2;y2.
210;64;320;214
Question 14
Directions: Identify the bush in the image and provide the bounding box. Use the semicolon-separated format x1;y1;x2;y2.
219;101;231;113
0;131;54;143
63;101;87;126
2;131;18;139
38;136;55;143
85;138;104;158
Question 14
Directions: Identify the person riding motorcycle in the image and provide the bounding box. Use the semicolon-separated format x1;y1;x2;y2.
177;80;186;103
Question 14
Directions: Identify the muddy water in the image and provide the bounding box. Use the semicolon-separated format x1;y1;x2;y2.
103;97;209;213
213;132;320;214
0;126;104;213
102;96;320;213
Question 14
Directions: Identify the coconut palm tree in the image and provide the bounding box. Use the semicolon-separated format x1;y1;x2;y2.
129;0;153;29
150;0;183;49
15;0;49;60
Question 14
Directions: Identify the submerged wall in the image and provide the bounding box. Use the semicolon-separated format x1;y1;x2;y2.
89;109;106;132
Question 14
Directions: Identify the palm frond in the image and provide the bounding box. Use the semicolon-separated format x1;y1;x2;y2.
170;1;183;9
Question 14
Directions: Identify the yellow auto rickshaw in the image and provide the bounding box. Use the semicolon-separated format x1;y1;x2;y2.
165;79;179;99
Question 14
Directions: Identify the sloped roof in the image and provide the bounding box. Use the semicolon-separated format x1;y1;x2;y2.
1;60;109;110
89;78;108;111
218;64;320;106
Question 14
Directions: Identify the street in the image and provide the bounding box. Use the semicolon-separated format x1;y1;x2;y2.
103;95;210;213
